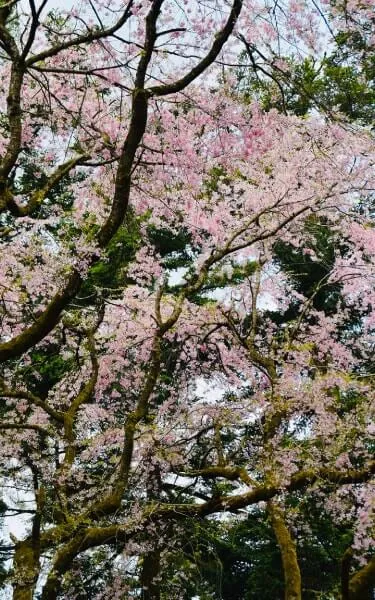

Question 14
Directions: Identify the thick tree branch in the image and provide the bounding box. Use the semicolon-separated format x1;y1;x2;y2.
97;0;164;247
37;459;375;600
0;384;64;422
0;60;23;187
177;462;375;503
148;0;243;96
0;270;82;363
0;422;49;436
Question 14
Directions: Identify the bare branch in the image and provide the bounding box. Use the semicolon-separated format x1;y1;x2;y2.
25;2;134;66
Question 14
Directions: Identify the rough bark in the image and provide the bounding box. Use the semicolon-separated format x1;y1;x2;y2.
349;556;375;600
141;551;161;600
12;538;40;600
267;501;302;600
341;547;353;600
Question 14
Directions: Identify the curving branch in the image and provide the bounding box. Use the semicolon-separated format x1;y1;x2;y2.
24;1;135;66
349;556;375;600
62;329;99;468
0;270;82;363
148;0;243;97
0;384;64;422
0;422;50;436
4;154;89;217
177;465;256;486
175;461;375;508
97;0;164;248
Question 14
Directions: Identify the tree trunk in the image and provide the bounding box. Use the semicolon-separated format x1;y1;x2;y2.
267;501;302;600
341;547;353;600
349;556;375;600
141;550;161;600
12;538;40;600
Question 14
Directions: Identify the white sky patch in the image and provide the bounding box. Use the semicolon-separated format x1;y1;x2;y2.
194;376;233;404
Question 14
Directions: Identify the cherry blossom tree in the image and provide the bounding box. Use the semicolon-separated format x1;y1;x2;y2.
0;1;374;599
